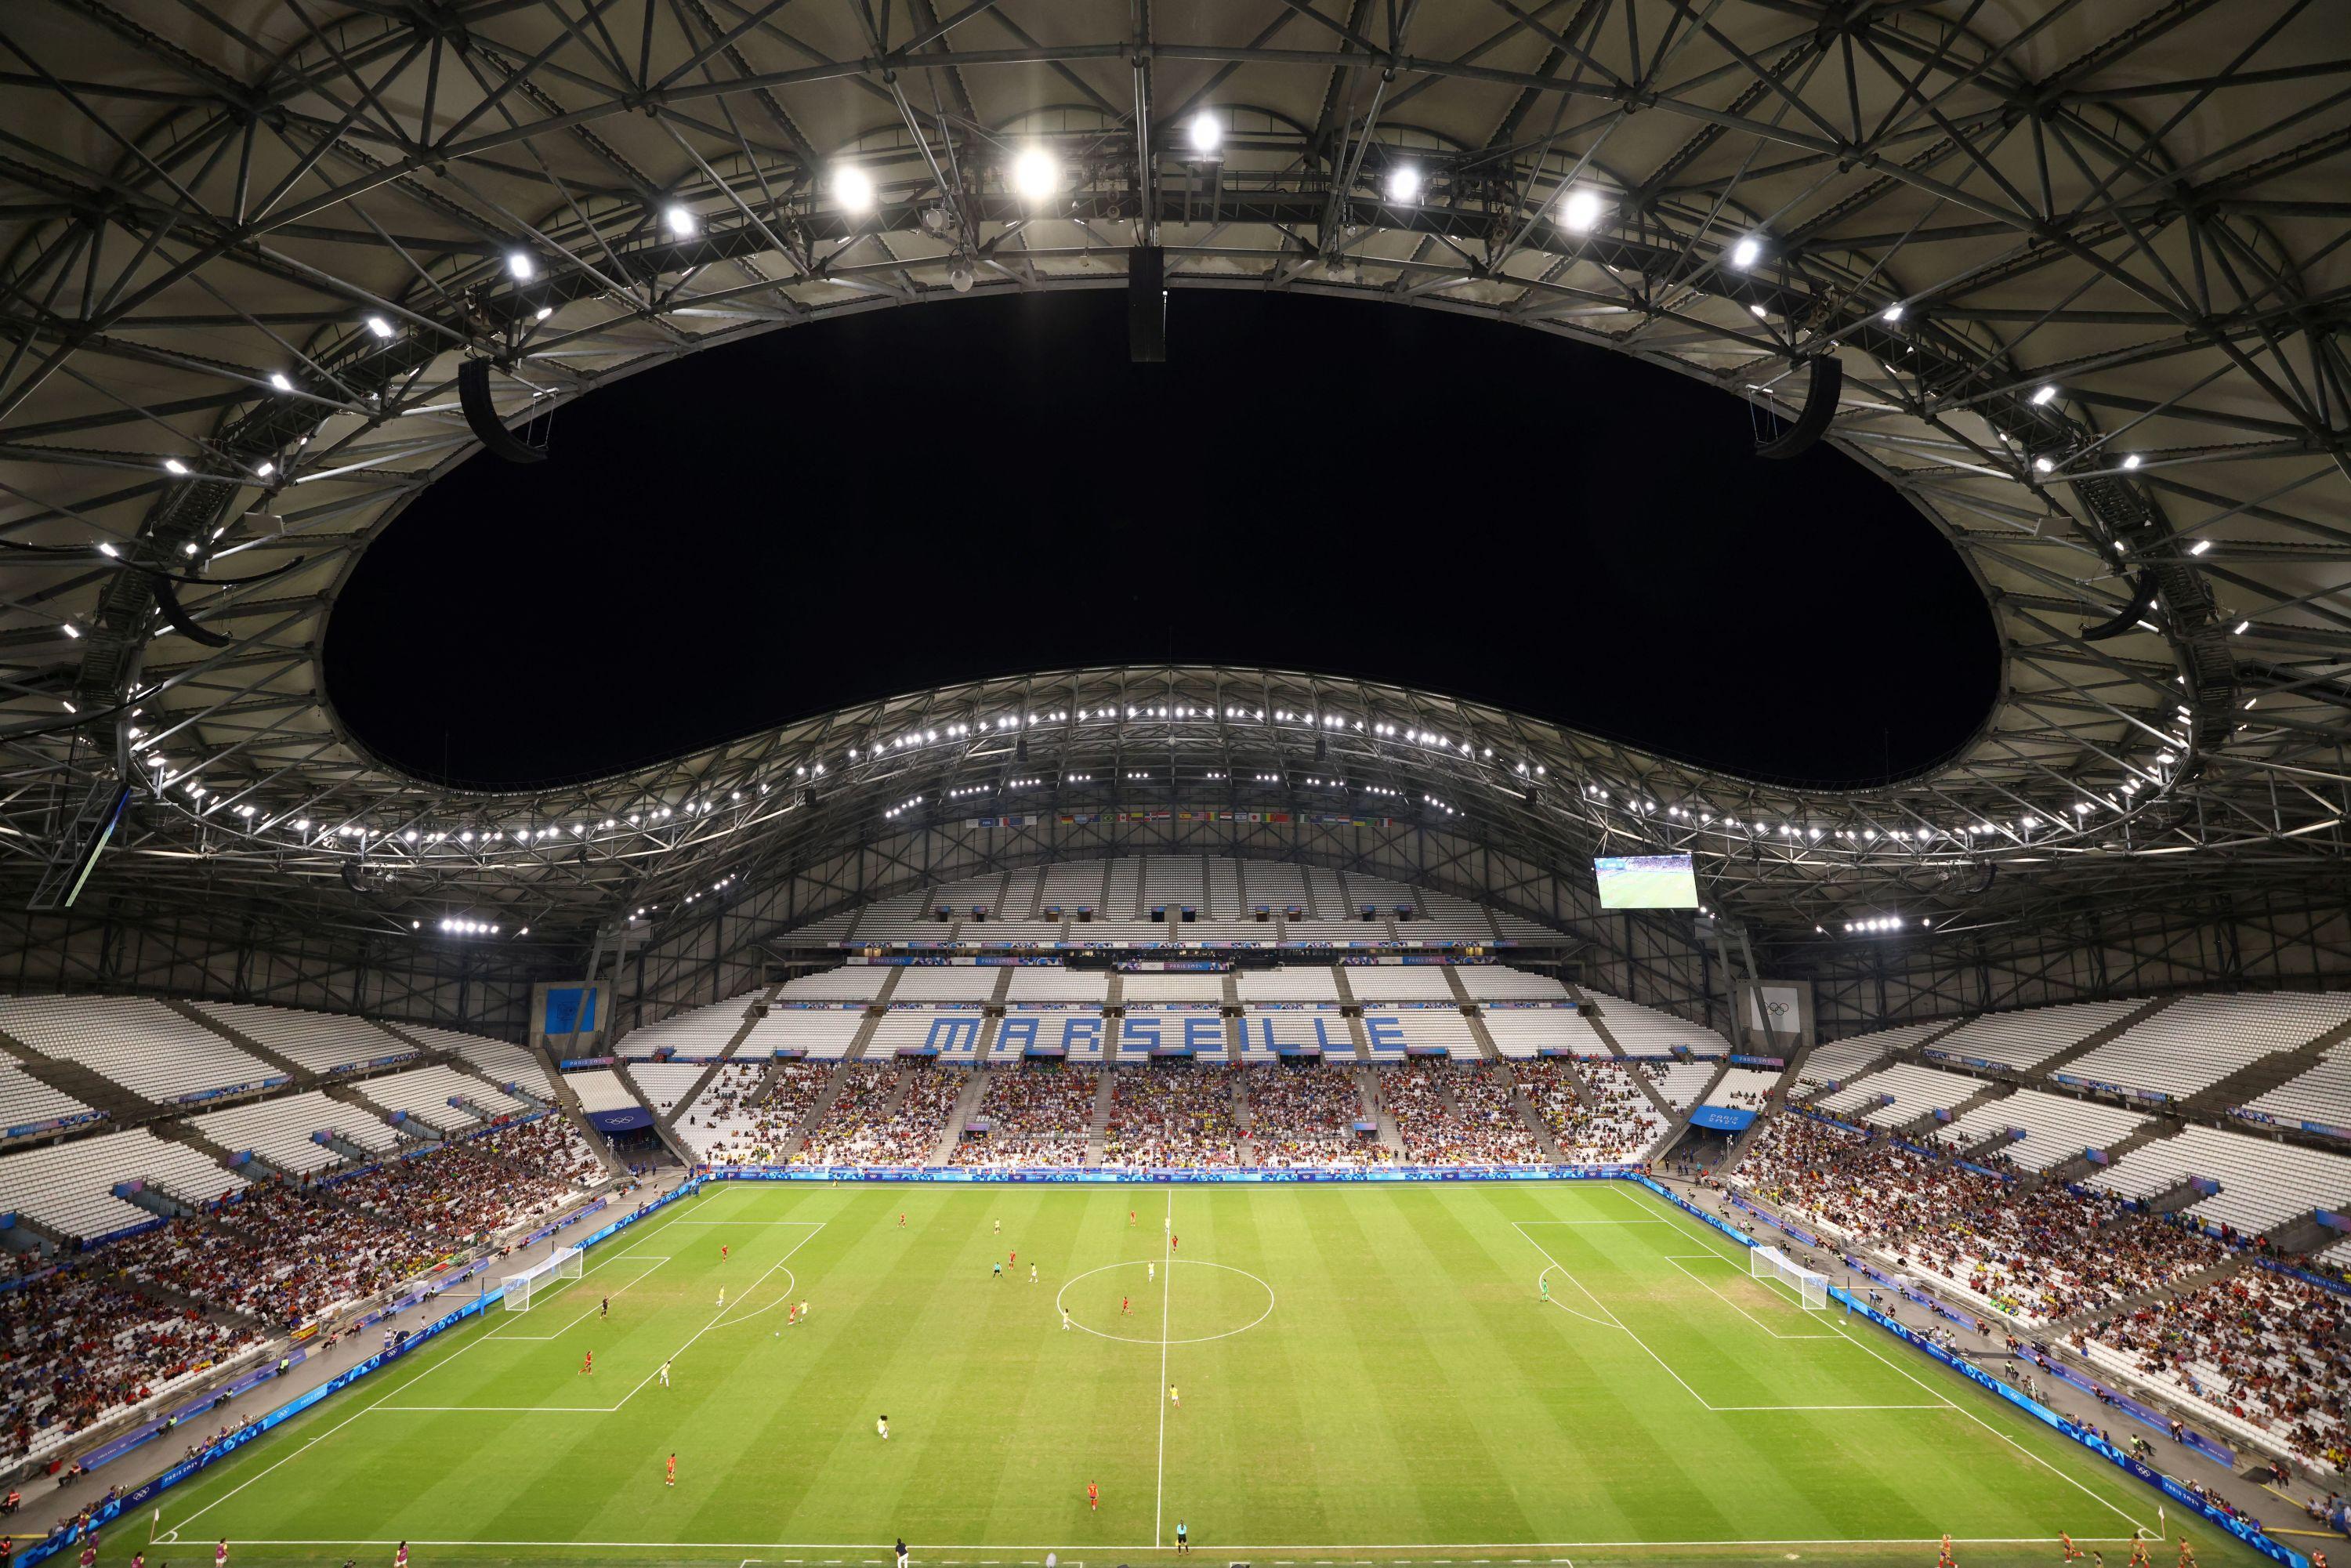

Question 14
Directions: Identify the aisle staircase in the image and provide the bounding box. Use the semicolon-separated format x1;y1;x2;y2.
1086;1070;1116;1164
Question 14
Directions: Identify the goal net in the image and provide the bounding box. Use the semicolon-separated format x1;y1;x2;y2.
502;1246;584;1312
1749;1244;1830;1310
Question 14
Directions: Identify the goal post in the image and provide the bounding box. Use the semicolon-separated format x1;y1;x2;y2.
502;1245;584;1312
1749;1244;1830;1310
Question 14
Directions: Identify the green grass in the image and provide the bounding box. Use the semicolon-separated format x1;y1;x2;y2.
143;1180;2267;1568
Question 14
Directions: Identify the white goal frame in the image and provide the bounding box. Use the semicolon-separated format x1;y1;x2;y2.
502;1245;584;1312
1749;1244;1830;1310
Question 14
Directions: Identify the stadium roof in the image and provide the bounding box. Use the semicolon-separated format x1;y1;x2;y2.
1;0;2346;947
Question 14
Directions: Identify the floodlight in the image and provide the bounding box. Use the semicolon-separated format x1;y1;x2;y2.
1882;302;1904;321
1190;112;1221;154
164;458;190;475
1560;186;1603;232
2121;454;2141;469
269;372;293;393
835;163;876;213
506;251;535;280
1010;147;1060;201
664;205;697;237
1385;165;1421;203
365;315;394;339
2030;382;2058;405
534;304;554;321
1730;234;1761;269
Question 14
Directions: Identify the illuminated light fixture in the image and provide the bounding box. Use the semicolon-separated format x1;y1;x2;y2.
2121;454;2141;470
1730;234;1762;269
1882;302;1904;322
2233;620;2250;635
835;163;876;214
60;622;80;639
506;251;535;280
2034;456;2055;473
2030;382;2058;406
96;543;118;559
2188;539;2211;556
1189;111;1222;154
1385;165;1422;204
664;204;697;238
365;315;394;340
1010;147;1060;201
534;304;554;321
269;372;293;393
1748;302;1768;319
164;458;190;476
254;460;274;478
1559;186;1603;233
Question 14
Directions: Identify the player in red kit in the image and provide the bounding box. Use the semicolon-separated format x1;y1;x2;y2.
1087;1482;1099;1512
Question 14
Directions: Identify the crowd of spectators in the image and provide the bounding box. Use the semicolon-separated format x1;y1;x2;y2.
675;1063;772;1164
0;1268;255;1464
336;1123;592;1243
112;1185;434;1331
2090;1267;2351;1465
953;1066;1097;1167
1382;1063;1542;1164
1104;1065;1241;1168
797;1064;911;1164
1248;1065;1386;1167
1520;1059;1665;1163
1731;1113;2223;1324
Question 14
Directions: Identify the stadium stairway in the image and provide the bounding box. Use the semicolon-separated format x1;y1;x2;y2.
1355;1067;1407;1157
1085;1071;1115;1164
1897;1078;2012;1142
1460;1007;1502;1063
780;1059;859;1158
930;1069;991;1163
1565;987;1630;1059
653;985;781;1132
2183;1009;2351;1116
159;998;321;1088
1498;1064;1567;1161
1231;1074;1257;1162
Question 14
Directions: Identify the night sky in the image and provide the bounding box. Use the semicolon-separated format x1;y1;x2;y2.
325;290;1998;789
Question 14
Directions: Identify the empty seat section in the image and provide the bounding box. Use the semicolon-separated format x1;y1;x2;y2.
2245;1048;2351;1128
192;1002;412;1076
1928;998;2143;1071
1236;966;1337;1004
777;967;889;1002
0;1129;245;1240
868;1009;987;1063
1364;1009;1474;1059
1845;1062;1991;1128
1479;1007;1609;1059
1801;1023;1943;1090
1005;965;1108;1004
616;989;763;1059
0;997;276;1106
563;1068;639;1115
192;1090;357;1175
397;1024;556;1098
0;1063;97;1138
2066;993;2351;1100
626;1061;708;1112
1346;965;1458;1001
1944;1088;2146;1171
1121;971;1225;1004
751;1009;869;1060
1580;990;1730;1057
890;966;998;1003
1459;966;1570;1001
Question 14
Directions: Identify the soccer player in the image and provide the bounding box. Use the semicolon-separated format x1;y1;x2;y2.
896;1541;908;1568
658;1360;672;1387
2062;1533;2083;1561
2175;1541;2195;1568
2127;1538;2151;1568
1129;1209;1136;1227
77;1540;92;1568
1170;1233;1179;1252
1121;1295;1131;1316
722;1244;730;1262
1030;1264;1038;1284
717;1287;726;1308
216;1541;230;1568
665;1454;676;1489
600;1296;609;1319
581;1350;593;1375
878;1414;890;1440
1168;1383;1179;1409
1539;1276;1549;1302
993;1260;1003;1280
994;1219;1001;1236
799;1299;809;1324
1938;1534;1955;1568
1061;1307;1072;1331
1087;1482;1099;1512
1009;1250;1017;1269
1148;1262;1155;1284
899;1213;907;1228
397;1543;408;1568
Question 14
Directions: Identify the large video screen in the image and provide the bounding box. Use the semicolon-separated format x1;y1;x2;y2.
1593;853;1700;910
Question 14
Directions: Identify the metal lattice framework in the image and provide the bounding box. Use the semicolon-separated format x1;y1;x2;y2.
1;0;2346;955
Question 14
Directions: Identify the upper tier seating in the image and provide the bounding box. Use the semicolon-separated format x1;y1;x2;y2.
2245;1048;2351;1128
616;990;761;1059
1121;971;1226;1004
1345;965;1458;1001
2065;993;2351;1101
2090;1123;2351;1235
1235;966;1339;1004
192;1089;358;1175
1704;1066;1781;1110
563;1068;639;1115
778;967;889;1001
0;1062;97;1138
1835;1062;1990;1129
191;1002;412;1076
398;1023;556;1099
1457;966;1570;1001
1581;989;1730;1056
626;1062;707;1113
0;1128;249;1240
1927;998;2143;1071
1944;1088;2147;1170
1799;1023;1947;1091
1479;1006;1610;1059
868;1009;987;1063
0;997;275;1106
1652;1063;1714;1109
1005;965;1108;1003
892;966;999;1002
360;1064;509;1133
1368;1008;1476;1060
743;1008;868;1059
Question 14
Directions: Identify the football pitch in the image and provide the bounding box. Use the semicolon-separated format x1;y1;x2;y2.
148;1179;2262;1568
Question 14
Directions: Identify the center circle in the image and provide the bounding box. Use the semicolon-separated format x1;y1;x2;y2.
1054;1258;1276;1345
